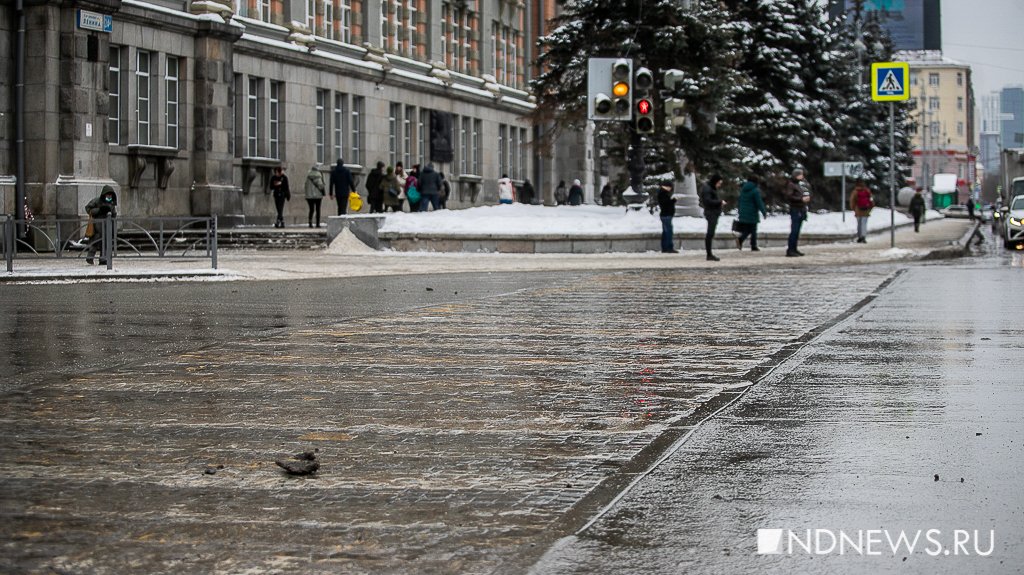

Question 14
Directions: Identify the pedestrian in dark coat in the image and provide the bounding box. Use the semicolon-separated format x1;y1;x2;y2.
439;172;451;209
600;183;614;206
269;165;290;228
909;188;926;232
657;182;678;253
417;163;442;211
84;185;117;264
735;176;767;251
785;168;811;256
330;158;355;216
700;174;725;261
568;179;584;206
555;180;567;205
382;166;403;212
519;179;535;205
366;161;386;214
965;197;975;221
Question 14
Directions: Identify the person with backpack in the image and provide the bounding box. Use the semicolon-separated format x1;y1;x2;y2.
497;174;516;204
850;179;874;243
656;182;678;253
405;164;421;212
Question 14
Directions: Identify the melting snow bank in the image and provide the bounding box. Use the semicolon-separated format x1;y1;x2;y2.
878;247;916;259
378;203;936;237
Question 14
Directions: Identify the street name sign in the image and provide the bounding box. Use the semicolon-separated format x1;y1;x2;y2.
77;9;113;33
871;62;910;102
824;162;863;177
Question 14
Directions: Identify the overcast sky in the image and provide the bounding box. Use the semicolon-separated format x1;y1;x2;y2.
939;0;1024;96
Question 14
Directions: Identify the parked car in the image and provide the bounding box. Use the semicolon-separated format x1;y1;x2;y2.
1003;194;1024;250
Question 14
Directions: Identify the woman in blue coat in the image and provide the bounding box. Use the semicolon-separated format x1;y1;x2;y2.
735;175;768;251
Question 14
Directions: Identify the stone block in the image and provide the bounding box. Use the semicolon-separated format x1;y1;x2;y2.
571;239;611;254
495;239;534;253
535;240;573;253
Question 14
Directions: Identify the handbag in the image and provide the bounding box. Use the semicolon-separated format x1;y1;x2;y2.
348;191;363;212
387;186;400;198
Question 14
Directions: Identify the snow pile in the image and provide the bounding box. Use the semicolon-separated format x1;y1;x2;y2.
378;204;929;237
325;227;376;254
877;247;916;260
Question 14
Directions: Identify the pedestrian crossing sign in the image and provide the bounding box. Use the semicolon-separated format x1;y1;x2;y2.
871;62;910;102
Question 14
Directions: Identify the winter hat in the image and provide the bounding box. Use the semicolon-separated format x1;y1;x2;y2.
709;174;723;187
792;168;805;179
573;179;581;186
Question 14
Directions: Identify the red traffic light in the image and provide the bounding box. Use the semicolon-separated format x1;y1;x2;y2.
637;99;652;115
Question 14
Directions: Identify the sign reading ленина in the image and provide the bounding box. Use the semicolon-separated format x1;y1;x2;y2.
77;10;113;33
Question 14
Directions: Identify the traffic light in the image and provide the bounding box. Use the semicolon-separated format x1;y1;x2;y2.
588;57;633;121
633;66;654;133
636;97;655;134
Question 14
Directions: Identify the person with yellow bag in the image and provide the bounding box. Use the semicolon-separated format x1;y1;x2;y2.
329;158;356;215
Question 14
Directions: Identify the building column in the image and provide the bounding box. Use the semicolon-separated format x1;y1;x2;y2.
189;14;244;224
29;0;123;219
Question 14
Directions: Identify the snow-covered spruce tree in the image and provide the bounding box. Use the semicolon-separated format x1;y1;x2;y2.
718;0;837;202
530;0;742;189
826;9;914;207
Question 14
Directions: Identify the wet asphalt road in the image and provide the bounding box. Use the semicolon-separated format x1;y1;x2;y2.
530;237;1024;574
0;261;891;574
0;229;1020;574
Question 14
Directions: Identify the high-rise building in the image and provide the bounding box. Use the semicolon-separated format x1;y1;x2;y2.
830;0;942;51
1001;87;1024;151
979;92;1002;177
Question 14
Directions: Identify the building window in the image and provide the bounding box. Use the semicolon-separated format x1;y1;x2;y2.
930;121;940;137
316;89;327;164
419;109;429;166
472;119;481;175
322;0;335;39
339;0;352;43
929;97;940;110
498;124;506;175
333;93;348;162
136;50;151;145
306;0;316;31
109;46;121;145
519;127;527;181
166;56;179;148
247;77;260;156
269;81;281;159
928;73;939;86
389;102;400;166
910;71;918;86
403;105;415;167
957;72;963;86
351;96;364;165
957;96;964;111
957;121;964;136
442;1;475;74
508;125;517;179
260;0;272;23
459;116;470;175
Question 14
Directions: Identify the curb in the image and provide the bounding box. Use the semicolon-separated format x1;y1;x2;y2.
918;220;983;261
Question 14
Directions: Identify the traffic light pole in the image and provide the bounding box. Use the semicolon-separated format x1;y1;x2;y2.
627;128;645;198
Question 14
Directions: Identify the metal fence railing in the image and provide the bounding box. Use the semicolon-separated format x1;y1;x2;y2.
2;215;218;272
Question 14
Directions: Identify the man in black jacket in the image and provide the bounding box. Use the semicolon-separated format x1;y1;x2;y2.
365;161;385;213
329;158;355;215
417;163;442;211
700;174;725;261
657;182;678;253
